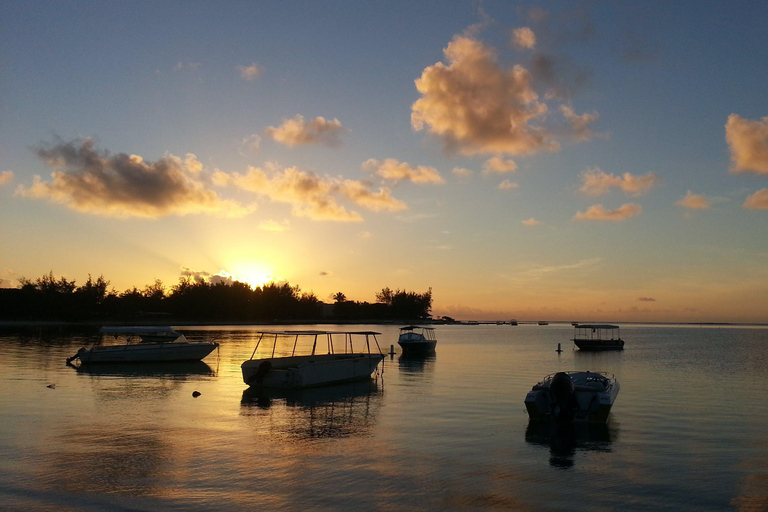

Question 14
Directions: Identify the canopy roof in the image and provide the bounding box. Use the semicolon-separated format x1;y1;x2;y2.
399;325;435;331
574;324;619;329
255;330;382;336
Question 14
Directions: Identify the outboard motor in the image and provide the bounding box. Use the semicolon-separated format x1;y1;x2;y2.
253;360;272;384
549;372;575;422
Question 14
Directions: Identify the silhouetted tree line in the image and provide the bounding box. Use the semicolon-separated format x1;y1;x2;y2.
0;272;433;323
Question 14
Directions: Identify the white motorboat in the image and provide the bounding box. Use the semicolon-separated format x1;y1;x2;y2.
524;371;620;423
66;326;218;365
397;325;437;352
572;324;625;350
242;330;385;389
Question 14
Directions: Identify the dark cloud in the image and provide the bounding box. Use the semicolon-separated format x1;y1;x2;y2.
17;138;248;218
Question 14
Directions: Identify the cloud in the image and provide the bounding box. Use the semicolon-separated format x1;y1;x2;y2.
743;188;768;209
452;167;473;177
237;63;263;81
0;170;13;186
573;203;642;221
560;105;598;141
579;167;659;196
520;257;601;279
637;297;656;302
258;219;290;231
265;115;348;148
363;158;445;185
521;217;541;226
411;35;557;156
180;267;238;286
483;156;518;174
676;190;711;210
512;27;536;49
725;114;768;174
412;33;598;156
498;180;519;190
241;134;262;153
214;164;407;222
16;138;250;218
319;271;331;276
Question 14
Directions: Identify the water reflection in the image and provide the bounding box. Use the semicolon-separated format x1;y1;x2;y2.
44;428;170;496
241;380;383;439
398;352;436;373
525;419;618;469
75;360;215;377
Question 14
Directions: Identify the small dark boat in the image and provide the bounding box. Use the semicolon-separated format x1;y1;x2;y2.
572;324;625;350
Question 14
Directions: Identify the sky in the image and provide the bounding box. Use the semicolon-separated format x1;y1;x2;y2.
2;1;768;324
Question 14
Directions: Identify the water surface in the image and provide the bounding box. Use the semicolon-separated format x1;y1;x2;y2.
1;324;766;511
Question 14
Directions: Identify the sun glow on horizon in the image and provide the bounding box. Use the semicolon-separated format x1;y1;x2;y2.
231;262;276;289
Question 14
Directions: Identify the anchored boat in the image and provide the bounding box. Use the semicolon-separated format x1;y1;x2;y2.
524;371;620;423
572;324;625;350
397;325;437;352
241;330;385;389
66;326;218;365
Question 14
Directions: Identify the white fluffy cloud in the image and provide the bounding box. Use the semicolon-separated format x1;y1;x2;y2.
725;114;768;174
676;190;711;210
411;34;597;156
743;188;768;209
265;115;348;147
579;167;659;196
16;139;250;218
363;158;445;185
412;35;555;156
521;218;541;226
214;164;407;222
573;203;642;221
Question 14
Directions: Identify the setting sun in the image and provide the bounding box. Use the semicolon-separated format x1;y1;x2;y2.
231;263;275;289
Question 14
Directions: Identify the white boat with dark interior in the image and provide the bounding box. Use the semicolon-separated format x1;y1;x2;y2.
524;371;620;423
242;330;385;389
67;326;218;365
572;324;625;350
397;325;437;352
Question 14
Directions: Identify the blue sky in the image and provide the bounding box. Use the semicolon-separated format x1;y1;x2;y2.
2;1;768;322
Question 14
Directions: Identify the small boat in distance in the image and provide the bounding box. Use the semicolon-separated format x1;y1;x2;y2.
524;371;620;423
572;324;625;350
397;325;437;352
67;326;218;365
242;330;385;389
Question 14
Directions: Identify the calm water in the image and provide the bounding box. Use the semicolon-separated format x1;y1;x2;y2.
1;323;767;511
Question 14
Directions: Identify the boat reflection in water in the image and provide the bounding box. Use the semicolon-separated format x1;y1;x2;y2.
241;380;383;439
76;360;216;377
397;351;436;373
525;419;618;469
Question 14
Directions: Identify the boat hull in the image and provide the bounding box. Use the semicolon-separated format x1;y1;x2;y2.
77;342;218;364
397;340;437;352
242;353;385;389
573;339;624;350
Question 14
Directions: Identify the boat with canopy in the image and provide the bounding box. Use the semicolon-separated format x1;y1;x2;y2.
241;330;385;389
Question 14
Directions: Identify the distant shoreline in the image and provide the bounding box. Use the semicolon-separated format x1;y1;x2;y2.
2;319;766;329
